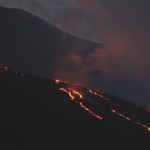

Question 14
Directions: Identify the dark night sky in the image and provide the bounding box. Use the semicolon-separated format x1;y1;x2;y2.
0;0;150;107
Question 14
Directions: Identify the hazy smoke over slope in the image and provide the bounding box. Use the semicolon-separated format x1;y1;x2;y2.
0;0;150;106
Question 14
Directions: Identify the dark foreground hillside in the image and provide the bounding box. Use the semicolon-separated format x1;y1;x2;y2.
0;66;150;150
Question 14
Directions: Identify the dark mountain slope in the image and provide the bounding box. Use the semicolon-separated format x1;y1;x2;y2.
0;6;102;77
0;66;150;150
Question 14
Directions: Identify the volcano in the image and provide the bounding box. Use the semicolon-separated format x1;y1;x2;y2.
0;66;150;150
0;6;102;78
0;6;150;150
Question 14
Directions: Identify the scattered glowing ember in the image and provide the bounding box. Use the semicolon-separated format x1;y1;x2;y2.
12;70;24;76
0;65;24;77
111;109;150;132
79;102;102;119
136;104;150;113
96;90;104;94
89;89;109;101
0;65;9;71
4;66;8;71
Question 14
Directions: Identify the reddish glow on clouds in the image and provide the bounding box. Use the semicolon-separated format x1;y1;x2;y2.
49;0;150;107
76;0;96;8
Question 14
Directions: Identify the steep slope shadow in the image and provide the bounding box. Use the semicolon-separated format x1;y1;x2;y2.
0;6;102;78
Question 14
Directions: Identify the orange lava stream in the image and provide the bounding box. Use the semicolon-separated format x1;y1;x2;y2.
72;90;83;99
55;79;61;84
59;86;103;120
79;102;102;119
89;89;109;101
60;88;75;100
111;109;150;132
136;104;150;113
59;88;84;100
55;79;71;85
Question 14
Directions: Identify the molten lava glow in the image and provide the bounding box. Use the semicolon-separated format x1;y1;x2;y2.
89;89;109;101
0;66;8;71
72;90;83;99
56;79;150;133
111;109;150;132
79;102;102;120
60;88;75;100
59;88;84;100
55;79;72;85
59;86;103;120
55;79;61;84
136;104;150;113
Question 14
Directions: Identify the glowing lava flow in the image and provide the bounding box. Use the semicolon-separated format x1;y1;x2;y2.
136;104;150;113
59;88;84;101
72;90;83;99
55;79;72;85
89;89;109;101
59;87;102;120
79;102;102;120
55;79;61;84
111;109;150;132
60;88;75;100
